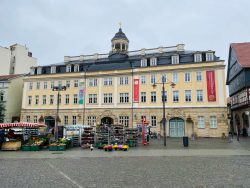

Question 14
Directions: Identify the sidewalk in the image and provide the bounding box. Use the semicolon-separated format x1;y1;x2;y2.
0;137;249;159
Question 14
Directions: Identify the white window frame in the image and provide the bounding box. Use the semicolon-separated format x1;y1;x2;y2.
50;95;54;105
206;52;214;61
194;53;202;62
35;95;39;105
64;116;68;125
66;65;71;73
119;93;129;103
161;74;167;83
151;74;156;84
42;95;46;105
184;72;191;82
151;116;157;127
29;82;33;90
103;77;112;86
120;77;129;85
72;116;77;125
173;91;179;102
141;59;147;67
141;92;146;103
28;96;32;105
103;93;112;103
88;78;98;87
73;94;78;104
185;90;191;102
66;80;70;88
65;94;69;104
36;82;40;90
197;90;203;102
173;72;178;83
119;116;129;127
151;91;156;103
89;94;97;104
34;116;37;123
74;65;79;72
210;116;217;128
198;116;205;128
74;80;78;87
150;57;157;66
196;71;202;81
171;55;179;64
141;75;146;84
161;91;167;102
87;116;96;126
51;66;56;74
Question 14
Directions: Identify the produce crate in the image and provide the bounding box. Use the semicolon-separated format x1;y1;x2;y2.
30;145;40;151
57;145;66;151
49;145;58;151
21;145;31;151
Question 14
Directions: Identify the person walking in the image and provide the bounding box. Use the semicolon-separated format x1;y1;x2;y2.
237;124;240;141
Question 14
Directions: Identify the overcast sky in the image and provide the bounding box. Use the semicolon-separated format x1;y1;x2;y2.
1;0;250;66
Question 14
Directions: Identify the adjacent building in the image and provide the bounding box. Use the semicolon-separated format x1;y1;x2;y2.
0;74;24;123
20;28;227;137
226;42;250;136
0;44;37;75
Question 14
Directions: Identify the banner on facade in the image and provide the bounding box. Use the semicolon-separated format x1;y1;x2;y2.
206;70;216;102
79;80;85;104
133;79;139;103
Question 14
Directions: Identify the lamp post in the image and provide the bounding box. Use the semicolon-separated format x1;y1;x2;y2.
152;76;175;146
52;86;66;140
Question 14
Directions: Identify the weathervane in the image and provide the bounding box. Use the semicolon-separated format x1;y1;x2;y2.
118;22;122;29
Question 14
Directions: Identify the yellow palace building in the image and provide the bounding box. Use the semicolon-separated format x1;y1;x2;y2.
20;28;227;137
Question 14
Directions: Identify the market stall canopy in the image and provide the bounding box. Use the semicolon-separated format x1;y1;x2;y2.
0;122;47;129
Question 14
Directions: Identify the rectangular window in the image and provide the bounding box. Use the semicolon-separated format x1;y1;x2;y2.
141;92;146;103
151;91;156;103
58;81;62;88
50;95;54;105
35;95;39;105
185;90;191;102
141;75;146;84
66;80;70;88
161;74;167;83
51;66;56;74
151;74;156;84
29;82;33;90
103;77;112;86
50;81;54;89
28;96;32;105
197;90;203;102
58;94;61;104
141;116;146;123
74;80;78;87
104;93;112;103
64;116;68;125
42;95;46;105
198;116;205;128
151;116;157;126
206;52;214;61
119;93;129;103
172;55;179;64
162;91;167;102
184;72;191;82
72;116;77;125
173;91;179;102
194;54;202;62
119;116;129;127
26;116;30;122
44;81;47;89
74;65;79;72
65;94;69;104
34;116;37;123
88;78;98;87
66;65;71;73
89;94;97;104
150;57;157;66
141;59;147;67
36;82;40;89
73;94;78;104
173;72;178;83
87;116;96;126
210;116;217;128
196;71;202;81
120;77;129;85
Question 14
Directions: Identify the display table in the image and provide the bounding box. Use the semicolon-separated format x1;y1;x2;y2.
1;141;21;151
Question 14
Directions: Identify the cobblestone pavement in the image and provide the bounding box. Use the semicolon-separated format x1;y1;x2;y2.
0;156;250;188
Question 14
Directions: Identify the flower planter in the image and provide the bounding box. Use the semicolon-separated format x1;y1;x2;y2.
30;145;40;151
21;145;31;151
57;145;66;151
49;145;58;151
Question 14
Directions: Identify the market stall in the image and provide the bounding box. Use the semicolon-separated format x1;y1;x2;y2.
63;125;89;147
0;122;46;151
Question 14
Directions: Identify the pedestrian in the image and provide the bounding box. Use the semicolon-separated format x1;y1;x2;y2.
237;124;240;141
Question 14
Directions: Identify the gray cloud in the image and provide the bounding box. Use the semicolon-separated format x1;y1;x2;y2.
0;0;250;66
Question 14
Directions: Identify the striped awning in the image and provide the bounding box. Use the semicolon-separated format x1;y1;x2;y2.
0;122;47;129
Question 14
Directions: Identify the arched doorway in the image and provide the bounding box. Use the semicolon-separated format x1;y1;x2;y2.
101;117;114;125
169;118;185;137
45;116;55;131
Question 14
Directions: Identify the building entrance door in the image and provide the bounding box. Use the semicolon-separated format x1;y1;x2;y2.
45;116;55;131
101;117;114;125
169;118;184;137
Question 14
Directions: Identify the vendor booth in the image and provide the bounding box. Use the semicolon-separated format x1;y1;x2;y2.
0;122;46;151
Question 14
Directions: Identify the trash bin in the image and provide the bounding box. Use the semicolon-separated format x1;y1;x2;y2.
183;136;189;147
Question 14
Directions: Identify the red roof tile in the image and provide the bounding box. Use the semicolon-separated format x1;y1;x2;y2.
0;74;23;81
231;42;250;68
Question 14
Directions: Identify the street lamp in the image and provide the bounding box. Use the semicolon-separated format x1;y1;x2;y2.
52;86;66;140
152;76;175;146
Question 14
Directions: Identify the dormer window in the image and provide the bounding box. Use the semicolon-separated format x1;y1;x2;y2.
74;65;79;72
194;53;202;62
141;59;147;67
206;52;214;61
150;57;157;66
51;66;56;74
30;68;35;75
171;55;179;64
37;67;42;75
66;65;71;73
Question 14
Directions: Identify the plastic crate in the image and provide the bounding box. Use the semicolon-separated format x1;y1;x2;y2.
21;145;31;151
49;145;58;151
30;145;40;151
57;145;66;151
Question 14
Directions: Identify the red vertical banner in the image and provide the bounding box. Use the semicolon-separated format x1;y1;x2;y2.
133;79;139;103
206;70;216;102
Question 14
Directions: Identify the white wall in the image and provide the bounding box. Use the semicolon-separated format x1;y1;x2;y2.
0;46;11;75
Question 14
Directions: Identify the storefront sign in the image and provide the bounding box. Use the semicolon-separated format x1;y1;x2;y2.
133;79;139;103
206;71;216;102
79;81;85;104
